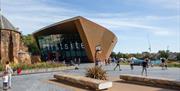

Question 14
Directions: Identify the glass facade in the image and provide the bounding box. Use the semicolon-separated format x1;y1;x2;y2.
37;33;88;62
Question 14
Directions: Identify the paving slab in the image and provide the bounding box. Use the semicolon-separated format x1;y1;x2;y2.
0;63;179;91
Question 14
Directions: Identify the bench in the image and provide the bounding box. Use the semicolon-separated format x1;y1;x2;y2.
120;74;180;89
54;74;112;90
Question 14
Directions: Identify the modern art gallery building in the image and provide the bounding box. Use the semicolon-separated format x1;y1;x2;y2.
33;16;117;62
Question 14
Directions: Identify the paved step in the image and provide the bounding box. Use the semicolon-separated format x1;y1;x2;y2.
120;74;180;90
54;74;112;90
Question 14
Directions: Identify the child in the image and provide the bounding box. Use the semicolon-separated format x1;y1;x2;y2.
3;72;9;90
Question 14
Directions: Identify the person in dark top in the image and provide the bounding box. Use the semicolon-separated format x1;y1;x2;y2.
78;58;81;66
161;58;167;70
114;60;121;71
95;58;99;66
74;58;79;70
161;58;165;70
105;59;108;66
164;59;168;70
130;60;134;70
108;57;111;64
141;58;148;76
161;58;165;63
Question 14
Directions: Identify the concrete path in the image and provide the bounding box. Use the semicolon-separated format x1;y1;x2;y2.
62;63;180;81
0;63;179;91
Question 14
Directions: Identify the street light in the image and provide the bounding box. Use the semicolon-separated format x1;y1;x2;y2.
95;45;102;66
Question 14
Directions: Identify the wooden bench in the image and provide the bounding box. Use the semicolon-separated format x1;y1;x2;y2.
54;74;112;90
120;74;180;89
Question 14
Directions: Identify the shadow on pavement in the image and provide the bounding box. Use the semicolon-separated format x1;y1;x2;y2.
157;89;178;91
114;80;178;91
49;79;96;91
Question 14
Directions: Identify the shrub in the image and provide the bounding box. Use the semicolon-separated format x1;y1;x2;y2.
85;66;107;80
8;62;65;71
0;65;3;71
168;62;180;68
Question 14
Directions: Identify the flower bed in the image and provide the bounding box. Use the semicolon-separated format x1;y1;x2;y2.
0;62;66;71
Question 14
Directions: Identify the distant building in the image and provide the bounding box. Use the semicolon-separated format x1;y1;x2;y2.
33;16;117;62
0;14;30;64
168;52;177;60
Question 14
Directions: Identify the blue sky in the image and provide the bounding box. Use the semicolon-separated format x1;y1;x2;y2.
1;0;180;53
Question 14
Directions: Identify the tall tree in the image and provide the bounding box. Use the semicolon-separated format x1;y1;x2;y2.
158;50;169;59
116;52;124;58
110;52;116;58
22;34;40;55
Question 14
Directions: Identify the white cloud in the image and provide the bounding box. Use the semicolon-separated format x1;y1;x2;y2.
141;0;180;10
2;0;179;37
2;0;78;34
90;18;176;36
1;0;179;53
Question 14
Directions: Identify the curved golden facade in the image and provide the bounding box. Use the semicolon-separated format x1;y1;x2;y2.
33;16;117;62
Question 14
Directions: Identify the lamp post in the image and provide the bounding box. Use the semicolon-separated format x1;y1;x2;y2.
95;45;102;66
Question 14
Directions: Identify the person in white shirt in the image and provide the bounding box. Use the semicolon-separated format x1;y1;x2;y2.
5;61;13;89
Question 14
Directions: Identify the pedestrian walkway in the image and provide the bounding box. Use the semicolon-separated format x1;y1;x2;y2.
0;63;179;91
63;63;180;81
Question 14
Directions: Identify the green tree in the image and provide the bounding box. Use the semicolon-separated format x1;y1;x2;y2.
110;52;116;58
122;54;129;59
116;52;124;58
22;34;40;55
133;53;142;59
158;50;169;59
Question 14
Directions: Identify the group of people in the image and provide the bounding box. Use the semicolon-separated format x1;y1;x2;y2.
99;57;168;76
1;57;168;90
1;59;82;90
112;57;149;76
141;58;168;76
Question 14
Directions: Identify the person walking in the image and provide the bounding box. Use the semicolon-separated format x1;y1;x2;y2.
141;58;148;76
105;59;108;66
130;60;134;70
78;58;81;66
95;58;99;66
5;61;13;89
164;59;168;70
74;58;79;70
161;58;165;70
114;59;121;71
108;57;111;65
161;58;168;70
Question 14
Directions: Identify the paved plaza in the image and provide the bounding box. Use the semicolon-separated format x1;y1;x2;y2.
0;63;179;91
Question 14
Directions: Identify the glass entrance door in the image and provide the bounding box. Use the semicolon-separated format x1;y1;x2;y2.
38;33;87;63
